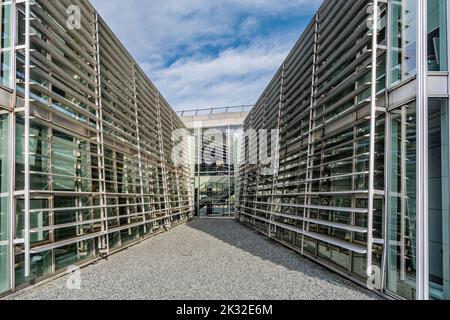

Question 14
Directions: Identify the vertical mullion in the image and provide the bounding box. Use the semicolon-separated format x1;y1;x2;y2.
94;13;108;254
381;109;391;292
446;0;450;301
400;106;407;281
302;12;319;255
8;0;18;292
367;0;379;277
416;0;429;301
23;0;31;277
133;67;146;235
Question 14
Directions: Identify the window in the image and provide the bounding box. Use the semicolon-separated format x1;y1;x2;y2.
387;102;417;300
0;114;9;293
390;0;417;86
0;1;12;87
428;98;450;300
428;0;448;71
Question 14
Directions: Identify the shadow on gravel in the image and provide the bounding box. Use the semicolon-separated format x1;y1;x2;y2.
185;218;376;296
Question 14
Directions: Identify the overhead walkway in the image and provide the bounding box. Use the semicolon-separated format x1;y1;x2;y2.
7;219;381;300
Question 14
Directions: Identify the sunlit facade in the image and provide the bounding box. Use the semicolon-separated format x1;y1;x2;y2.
1;0;449;301
179;106;250;217
237;0;450;300
0;0;193;296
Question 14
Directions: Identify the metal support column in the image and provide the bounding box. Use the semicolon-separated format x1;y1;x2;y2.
367;0;379;277
156;93;170;228
269;64;284;237
94;13;109;255
445;0;450;300
227;125;232;217
8;0;18;292
416;0;429;300
133;66;147;234
302;13;319;255
23;0;31;277
197;126;201;217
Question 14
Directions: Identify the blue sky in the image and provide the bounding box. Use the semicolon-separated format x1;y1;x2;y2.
90;0;321;111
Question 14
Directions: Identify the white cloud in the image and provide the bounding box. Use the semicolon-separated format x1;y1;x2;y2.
240;17;259;36
90;0;321;110
148;39;290;109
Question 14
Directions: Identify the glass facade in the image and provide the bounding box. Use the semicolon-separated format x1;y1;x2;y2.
0;1;11;87
237;0;450;300
389;0;448;80
191;123;243;217
390;0;417;85
428;98;450;300
428;0;448;71
386;0;450;300
387;102;417;300
0;114;9;294
0;0;193;295
0;0;448;300
237;0;387;283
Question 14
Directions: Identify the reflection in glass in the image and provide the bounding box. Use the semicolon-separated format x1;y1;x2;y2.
0;114;9;293
387;103;417;300
0;2;12;87
390;0;417;85
428;98;450;300
428;0;448;71
193;125;242;217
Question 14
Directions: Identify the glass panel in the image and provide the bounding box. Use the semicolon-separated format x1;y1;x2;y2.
197;176;232;217
0;114;8;193
0;196;8;293
0;51;10;87
14;250;52;287
390;0;417;85
0;2;12;87
193;125;241;217
53;131;77;192
0;114;9;293
55;240;94;270
387;102;417;300
428;0;448;71
15;117;24;190
428;98;450;300
16;199;48;241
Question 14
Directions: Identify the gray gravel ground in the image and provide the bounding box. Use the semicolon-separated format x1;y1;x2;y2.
8;219;381;300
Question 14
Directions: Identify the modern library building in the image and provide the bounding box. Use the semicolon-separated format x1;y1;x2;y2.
236;0;450;300
0;0;449;301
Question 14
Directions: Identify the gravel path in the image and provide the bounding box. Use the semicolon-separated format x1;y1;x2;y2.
9;219;381;300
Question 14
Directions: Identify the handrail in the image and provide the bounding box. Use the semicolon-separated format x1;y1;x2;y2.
177;105;253;117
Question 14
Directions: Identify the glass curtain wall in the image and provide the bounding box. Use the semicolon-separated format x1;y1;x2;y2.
390;0;417;86
387;102;417;300
237;0;388;283
428;98;450;300
0;1;12;87
13;117;96;286
0;114;9;294
427;0;447;71
0;0;10;294
193;125;241;217
0;0;193;295
387;0;449;300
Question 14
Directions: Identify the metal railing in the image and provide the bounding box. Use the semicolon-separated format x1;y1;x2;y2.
177;105;253;117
